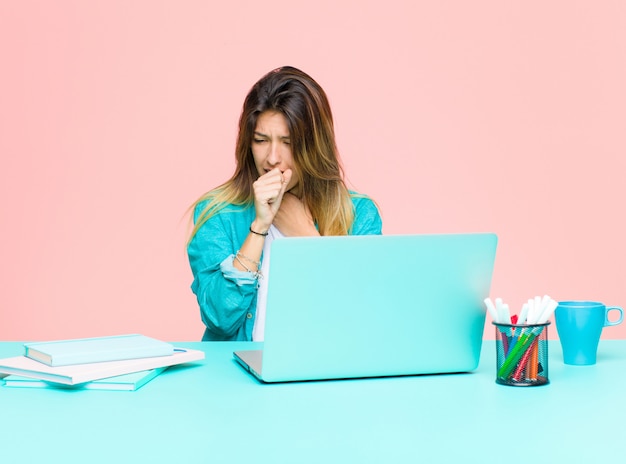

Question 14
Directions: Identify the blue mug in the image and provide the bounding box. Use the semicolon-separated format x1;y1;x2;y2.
555;301;623;365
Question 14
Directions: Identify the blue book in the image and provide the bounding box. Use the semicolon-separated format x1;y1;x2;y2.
24;334;174;366
2;367;167;391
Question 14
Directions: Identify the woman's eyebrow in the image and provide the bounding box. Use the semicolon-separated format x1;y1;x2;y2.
253;131;290;140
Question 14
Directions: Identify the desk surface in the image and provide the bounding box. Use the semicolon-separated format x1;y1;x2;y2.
1;340;624;463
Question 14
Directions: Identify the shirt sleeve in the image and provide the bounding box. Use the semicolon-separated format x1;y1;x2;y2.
350;195;383;235
187;204;258;339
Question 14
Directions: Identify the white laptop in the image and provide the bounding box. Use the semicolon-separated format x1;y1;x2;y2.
234;233;498;382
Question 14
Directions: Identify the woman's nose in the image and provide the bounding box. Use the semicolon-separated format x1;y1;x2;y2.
267;143;281;165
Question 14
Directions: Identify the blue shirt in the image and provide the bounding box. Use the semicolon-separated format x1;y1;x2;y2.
187;194;383;341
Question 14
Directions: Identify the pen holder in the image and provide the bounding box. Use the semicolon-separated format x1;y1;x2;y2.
494;322;550;387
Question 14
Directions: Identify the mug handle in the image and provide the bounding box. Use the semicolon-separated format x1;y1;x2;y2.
605;306;624;326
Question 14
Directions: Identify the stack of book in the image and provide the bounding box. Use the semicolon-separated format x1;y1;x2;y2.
0;334;205;391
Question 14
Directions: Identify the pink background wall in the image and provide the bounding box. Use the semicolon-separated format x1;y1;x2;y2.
1;1;624;342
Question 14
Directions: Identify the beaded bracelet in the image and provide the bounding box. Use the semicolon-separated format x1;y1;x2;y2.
249;226;268;237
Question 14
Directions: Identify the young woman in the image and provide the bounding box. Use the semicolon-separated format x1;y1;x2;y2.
187;66;382;341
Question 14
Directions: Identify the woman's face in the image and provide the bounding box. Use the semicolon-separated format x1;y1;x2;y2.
251;111;299;192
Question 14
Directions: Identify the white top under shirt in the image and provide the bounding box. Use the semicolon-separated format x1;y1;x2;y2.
252;225;284;341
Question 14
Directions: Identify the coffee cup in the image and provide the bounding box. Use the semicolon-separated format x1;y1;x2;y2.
555;301;623;365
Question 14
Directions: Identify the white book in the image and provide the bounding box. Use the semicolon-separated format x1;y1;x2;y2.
24;334;174;366
2;367;167;391
0;348;204;385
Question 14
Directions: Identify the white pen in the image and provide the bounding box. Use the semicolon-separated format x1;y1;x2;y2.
484;298;499;323
526;299;535;324
534;296;542;320
534;298;544;324
518;302;530;325
502;303;512;324
538;298;558;324
495;298;507;323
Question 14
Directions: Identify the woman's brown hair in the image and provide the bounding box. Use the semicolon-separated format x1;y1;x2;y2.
188;66;355;242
